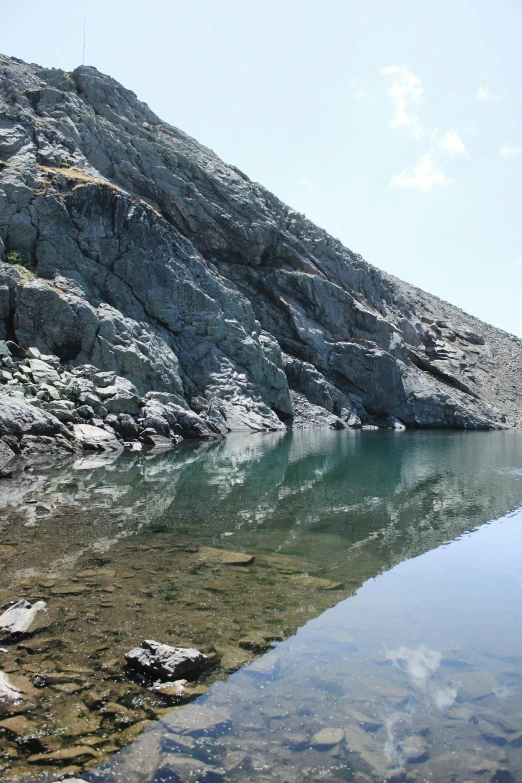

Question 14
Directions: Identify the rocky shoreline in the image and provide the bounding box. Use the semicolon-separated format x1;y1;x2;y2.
0;339;225;464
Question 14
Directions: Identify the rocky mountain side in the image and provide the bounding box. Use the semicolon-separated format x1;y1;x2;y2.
0;53;521;452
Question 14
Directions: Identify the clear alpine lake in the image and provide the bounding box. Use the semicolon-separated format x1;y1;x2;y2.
1;429;522;782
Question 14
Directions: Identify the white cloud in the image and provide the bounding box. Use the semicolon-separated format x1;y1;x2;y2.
381;65;425;138
439;129;468;157
499;144;522;158
299;177;314;190
477;82;500;102
349;77;366;101
390;153;450;191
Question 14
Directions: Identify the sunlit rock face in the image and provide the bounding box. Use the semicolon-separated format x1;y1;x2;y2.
0;54;521;430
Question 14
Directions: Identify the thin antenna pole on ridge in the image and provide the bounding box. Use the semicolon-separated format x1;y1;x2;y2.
83;16;86;65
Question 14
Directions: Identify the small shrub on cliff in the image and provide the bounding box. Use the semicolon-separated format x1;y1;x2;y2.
5;250;35;272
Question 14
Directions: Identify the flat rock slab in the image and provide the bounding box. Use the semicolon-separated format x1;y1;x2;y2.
215;645;252;672
28;746;98;764
238;633;275;653
197;547;255;566
50;584;90;596
344;723;390;774
0;715;37;737
125;639;207;681
311;727;345;749
153;679;188;698
73;423;122;452
157;755;225;782
453;671;499;701
164;704;233;738
0;599;47;635
289;574;343;590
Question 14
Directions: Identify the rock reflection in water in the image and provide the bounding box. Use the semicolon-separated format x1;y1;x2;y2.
0;429;522;781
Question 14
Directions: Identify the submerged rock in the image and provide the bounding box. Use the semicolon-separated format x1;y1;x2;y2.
311;727;345;749
0;714;37;737
28;746;99;765
124;639;207;681
156;755;225;782
197;547;255;566
163;704;233;738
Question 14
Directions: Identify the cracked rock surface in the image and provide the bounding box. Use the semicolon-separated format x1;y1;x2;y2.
0;53;521;434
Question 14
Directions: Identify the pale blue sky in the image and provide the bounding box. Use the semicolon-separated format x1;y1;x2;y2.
2;0;521;335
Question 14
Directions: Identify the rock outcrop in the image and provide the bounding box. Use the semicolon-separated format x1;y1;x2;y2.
0;53;521;436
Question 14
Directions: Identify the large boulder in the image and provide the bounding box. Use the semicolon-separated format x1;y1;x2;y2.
0;393;71;441
72;423;122;452
125;640;208;682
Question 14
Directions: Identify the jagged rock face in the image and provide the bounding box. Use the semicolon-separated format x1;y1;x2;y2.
0;54;521;430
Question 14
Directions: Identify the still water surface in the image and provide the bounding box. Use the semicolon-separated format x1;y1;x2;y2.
1;430;521;782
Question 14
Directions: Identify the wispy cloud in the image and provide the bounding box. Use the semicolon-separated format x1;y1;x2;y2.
439;129;468;158
499;144;522;158
349;77;366;101
381;65;425;138
390;153;450;192
477;81;500;102
299;177;314;190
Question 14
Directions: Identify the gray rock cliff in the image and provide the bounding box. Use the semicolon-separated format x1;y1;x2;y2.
0;53;521;441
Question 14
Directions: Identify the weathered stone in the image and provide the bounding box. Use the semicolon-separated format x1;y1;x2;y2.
197;547;255;566
17;636;63;653
347;709;383;733
424;752;512;782
216;645;252;673
0;715;36;736
344;723;391;774
400;735;430;763
156;755;225;782
454;671;499;701
152;679;189;698
0;394;71;442
125;639;207;681
237;634;274;653
162;732;196;753
50;584;89;595
73;423;122;452
19;433;74;455
223;751;251;774
113;413;139;440
28;746;98;764
0;438;14;468
311;727;345;749
164;704;233;737
289;574;343;590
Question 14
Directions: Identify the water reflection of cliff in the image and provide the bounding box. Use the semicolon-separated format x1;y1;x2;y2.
2;430;522;589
